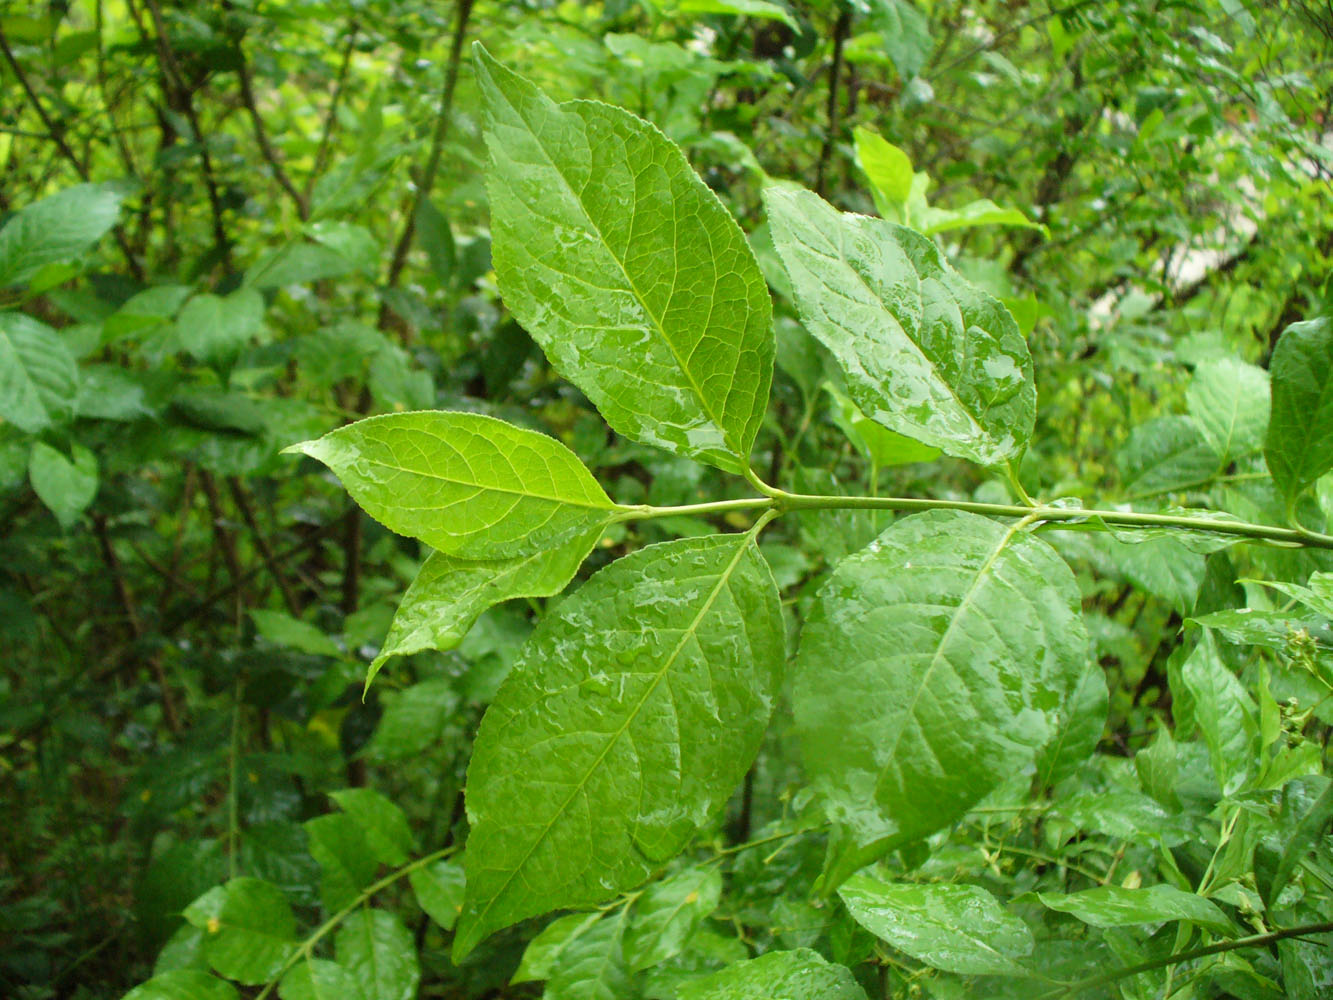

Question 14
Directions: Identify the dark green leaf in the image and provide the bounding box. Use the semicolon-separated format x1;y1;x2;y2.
288;411;618;559
454;532;784;959
329;788;415;867
334;909;419;1000
182;878;297;985
625;866;723;972
122;970;239;1000
475;46;773;474
279;958;368;1000
1265;316;1333;508
765;186;1033;466
839;876;1034;976
793;511;1087;868
409;859;465;932
1038;884;1233;935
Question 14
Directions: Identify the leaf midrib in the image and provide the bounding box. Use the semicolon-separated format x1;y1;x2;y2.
875;519;1024;785
350;453;613;511
464;535;754;944
489;80;745;463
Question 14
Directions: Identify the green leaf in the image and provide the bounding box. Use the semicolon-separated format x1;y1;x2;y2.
678;948;867;1000
288;411;617;559
279;958;368;1000
122;970;239;1000
0;313;78;433
244;242;360;289
542;910;630;1000
1038;884;1233;935
765;186;1034;466
624;866;723;972
304;814;377;912
1180;633;1257;795
855;127;913;214
182;878;297;985
1262;777;1333;909
825;384;941;466
918;198;1044;236
28;442;97;529
329;788;415;867
454;532;784;959
793;510;1087;866
1187;358;1270;462
409;859;465;931
1120;415;1222;498
839;876;1034;976
1034;657;1109;788
177;289;265;367
250;610;341;658
0;182;126;287
863;0;933;80
367;525;600;689
366;678;459;760
474;46;773;474
513;912;603;984
1266;316;1333;509
334;910;419;1000
677;0;799;30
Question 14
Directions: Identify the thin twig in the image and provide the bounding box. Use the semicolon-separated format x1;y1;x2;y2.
814;4;852;198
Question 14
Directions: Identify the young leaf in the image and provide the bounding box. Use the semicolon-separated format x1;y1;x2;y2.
1187;358;1269;463
839;876;1034;976
513;912;603;984
409;859;466;932
0;182;127;287
278;958;368;1000
793;510;1087;868
1037;885;1233;935
474;46;773;474
177;289;265;367
28;442;97;529
334;910;419;1000
329;788;415;867
366;524;601;688
624;866;724;972
123;970;240;1000
182;878;297;985
0;313;79;433
678;948;867;1000
1265;315;1333;510
454;532;784;960
765;186;1034;466
540;909;630;1000
287;411;618;559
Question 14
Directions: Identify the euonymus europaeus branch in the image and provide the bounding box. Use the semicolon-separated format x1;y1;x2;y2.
285;43;1333;992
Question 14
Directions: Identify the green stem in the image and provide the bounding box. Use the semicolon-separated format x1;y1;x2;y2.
255;845;460;999
1039;920;1333;998
620;491;1333;550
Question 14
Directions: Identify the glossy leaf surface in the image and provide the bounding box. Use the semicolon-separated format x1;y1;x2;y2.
475;47;773;474
334;910;419;1000
0;313;78;433
408;859;465;932
123;970;239;1000
367;525;600;688
1038;884;1232;934
182;878;297;985
793;510;1087;858
765;186;1033;466
288;411;616;559
454;532;783;959
678;948;867;999
0;182;126;287
278;958;367;1000
624;865;723;972
1266;316;1333;508
839;876;1034;976
1187;358;1269;463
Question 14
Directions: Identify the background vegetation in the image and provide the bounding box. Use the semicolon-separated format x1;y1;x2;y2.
2;0;1332;997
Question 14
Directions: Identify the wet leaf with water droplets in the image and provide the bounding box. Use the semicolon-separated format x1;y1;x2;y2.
287;411;617;559
677;947;867;1000
793;510;1087;872
453;532;783;960
764;186;1034;467
839;876;1034;976
475;45;773;474
1266;315;1333;509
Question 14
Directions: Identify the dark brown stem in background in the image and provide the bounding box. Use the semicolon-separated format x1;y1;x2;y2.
306;22;360;201
227;477;302;615
814;5;852;198
378;0;475;332
0;24;145;281
340;507;362;615
200;471;246;626
140;0;232;268
223;0;309;219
